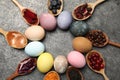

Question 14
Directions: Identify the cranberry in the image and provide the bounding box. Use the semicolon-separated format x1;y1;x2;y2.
92;61;96;66
93;57;97;61
99;58;103;63
95;53;100;58
100;64;104;69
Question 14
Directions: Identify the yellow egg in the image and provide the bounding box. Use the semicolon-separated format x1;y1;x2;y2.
37;52;54;73
72;37;92;53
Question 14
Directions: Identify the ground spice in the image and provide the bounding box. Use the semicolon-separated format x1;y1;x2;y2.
23;9;38;25
44;71;60;80
67;67;83;80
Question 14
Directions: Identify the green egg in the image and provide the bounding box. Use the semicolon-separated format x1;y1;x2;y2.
70;21;89;37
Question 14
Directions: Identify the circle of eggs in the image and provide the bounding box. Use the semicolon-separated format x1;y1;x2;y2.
54;55;68;74
37;52;54;73
57;11;72;30
67;51;86;68
70;21;89;36
25;41;45;57
25;25;45;41
39;13;57;31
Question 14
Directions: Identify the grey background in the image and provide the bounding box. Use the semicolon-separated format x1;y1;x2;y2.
0;0;120;80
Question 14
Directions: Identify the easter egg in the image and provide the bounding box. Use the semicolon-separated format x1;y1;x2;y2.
25;41;45;57
54;55;68;73
70;21;89;36
67;51;86;68
37;52;54;73
39;13;57;31
72;37;92;53
25;25;45;41
57;11;72;30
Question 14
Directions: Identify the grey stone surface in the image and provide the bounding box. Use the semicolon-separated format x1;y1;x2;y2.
0;0;120;80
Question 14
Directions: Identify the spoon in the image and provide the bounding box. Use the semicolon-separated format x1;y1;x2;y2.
86;30;120;48
72;0;105;20
0;28;27;49
43;71;60;80
48;0;63;16
12;0;39;25
66;66;84;80
86;50;109;80
6;57;37;80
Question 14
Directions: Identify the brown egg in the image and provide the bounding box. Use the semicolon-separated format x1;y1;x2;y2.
72;37;92;53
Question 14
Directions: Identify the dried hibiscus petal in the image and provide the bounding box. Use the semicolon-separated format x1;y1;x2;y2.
18;57;37;75
23;9;38;25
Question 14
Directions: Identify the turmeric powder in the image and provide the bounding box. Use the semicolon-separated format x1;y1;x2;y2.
44;71;60;80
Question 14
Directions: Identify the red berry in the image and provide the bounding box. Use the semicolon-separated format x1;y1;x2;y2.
100;64;104;69
99;58;103;63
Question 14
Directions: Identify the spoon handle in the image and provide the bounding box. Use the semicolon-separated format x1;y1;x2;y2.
94;0;105;6
108;40;120;48
12;0;24;11
6;72;19;80
101;70;109;80
0;28;7;36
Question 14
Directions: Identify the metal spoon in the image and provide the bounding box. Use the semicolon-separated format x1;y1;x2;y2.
72;0;105;20
6;57;37;80
86;30;120;48
86;50;109;80
48;0;63;16
12;0;39;25
0;28;27;49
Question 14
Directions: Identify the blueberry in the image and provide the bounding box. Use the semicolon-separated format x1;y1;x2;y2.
51;0;57;6
52;9;57;14
57;1;61;5
57;5;60;9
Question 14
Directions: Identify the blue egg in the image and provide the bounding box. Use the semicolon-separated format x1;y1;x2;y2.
25;41;45;57
70;21;89;36
57;11;72;30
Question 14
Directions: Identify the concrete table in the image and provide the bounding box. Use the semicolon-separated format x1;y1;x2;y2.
0;0;120;80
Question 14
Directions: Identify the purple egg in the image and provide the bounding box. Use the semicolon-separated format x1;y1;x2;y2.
57;11;72;30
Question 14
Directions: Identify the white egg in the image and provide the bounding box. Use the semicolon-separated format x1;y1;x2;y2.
24;41;45;57
54;55;68;73
57;11;72;30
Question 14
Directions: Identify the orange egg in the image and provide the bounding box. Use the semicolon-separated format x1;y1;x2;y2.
72;37;92;53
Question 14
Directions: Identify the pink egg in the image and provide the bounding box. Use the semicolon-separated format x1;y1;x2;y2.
39;13;57;31
67;51;86;68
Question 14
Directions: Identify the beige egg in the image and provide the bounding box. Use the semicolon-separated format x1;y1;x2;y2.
54;55;68;74
25;25;45;41
72;37;92;53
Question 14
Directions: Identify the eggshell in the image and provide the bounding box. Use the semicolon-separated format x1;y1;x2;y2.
54;55;68;73
70;21;89;36
67;51;86;68
72;37;92;53
39;13;57;31
25;41;45;57
57;11;72;30
37;52;54;73
25;25;45;41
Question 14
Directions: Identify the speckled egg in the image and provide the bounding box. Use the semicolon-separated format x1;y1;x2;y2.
70;21;89;36
25;41;45;57
54;55;68;73
39;13;57;31
57;11;72;30
72;37;92;53
67;51;86;68
37;52;54;73
25;25;45;41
